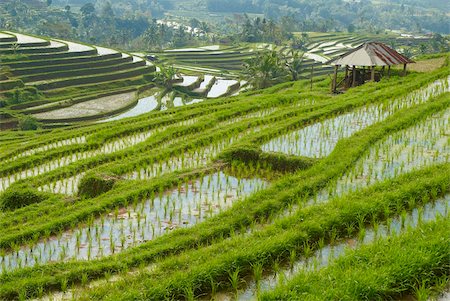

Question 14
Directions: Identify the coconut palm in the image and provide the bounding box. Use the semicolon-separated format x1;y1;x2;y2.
284;50;305;81
154;66;179;89
243;51;288;89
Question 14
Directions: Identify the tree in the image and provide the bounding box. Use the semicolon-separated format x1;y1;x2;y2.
143;20;161;49
243;51;287;89
284;50;305;81
200;21;210;34
347;23;356;33
101;2;114;19
154;66;178;89
80;3;95;17
18;116;40;131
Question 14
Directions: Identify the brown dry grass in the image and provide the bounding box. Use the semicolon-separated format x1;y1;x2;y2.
406;57;446;73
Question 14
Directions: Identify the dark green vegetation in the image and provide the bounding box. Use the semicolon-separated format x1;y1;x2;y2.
0;184;49;211
1;0;449;54
0;51;448;300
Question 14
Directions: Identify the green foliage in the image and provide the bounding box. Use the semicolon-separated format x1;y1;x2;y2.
284;50;305;81
78;172;120;199
0;54;29;62
243;51;288;89
18;115;40;131
154;66;179;89
221;142;316;173
0;184;48;211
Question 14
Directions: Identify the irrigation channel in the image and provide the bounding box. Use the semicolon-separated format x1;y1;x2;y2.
262;76;449;157
0;172;267;273
211;194;450;300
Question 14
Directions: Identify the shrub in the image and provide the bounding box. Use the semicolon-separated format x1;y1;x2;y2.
220;143;316;172
78;172;120;199
0;184;48;211
18;115;40;131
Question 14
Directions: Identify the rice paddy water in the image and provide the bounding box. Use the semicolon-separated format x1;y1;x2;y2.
0;172;267;273
262;76;449;157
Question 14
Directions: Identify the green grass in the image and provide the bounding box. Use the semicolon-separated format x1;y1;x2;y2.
261;217;450;301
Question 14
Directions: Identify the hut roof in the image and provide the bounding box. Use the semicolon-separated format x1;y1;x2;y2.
326;42;414;67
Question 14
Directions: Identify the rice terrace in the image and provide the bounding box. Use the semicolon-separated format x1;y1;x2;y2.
0;0;449;300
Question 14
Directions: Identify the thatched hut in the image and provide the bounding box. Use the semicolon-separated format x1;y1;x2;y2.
326;42;414;93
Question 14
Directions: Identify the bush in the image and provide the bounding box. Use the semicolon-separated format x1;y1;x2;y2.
0;185;48;211
18;115;40;131
78;172;120;199
220;143;317;172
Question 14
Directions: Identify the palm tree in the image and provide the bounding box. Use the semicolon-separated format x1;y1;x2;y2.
243;51;287;89
154;66;179;89
284;50;304;81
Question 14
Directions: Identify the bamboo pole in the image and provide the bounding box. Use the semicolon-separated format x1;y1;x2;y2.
352;66;356;87
332;65;338;93
371;66;375;81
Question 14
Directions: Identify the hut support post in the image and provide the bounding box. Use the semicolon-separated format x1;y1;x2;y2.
332;65;338;93
403;64;407;76
388;65;391;78
371;66;375;81
352;66;356;87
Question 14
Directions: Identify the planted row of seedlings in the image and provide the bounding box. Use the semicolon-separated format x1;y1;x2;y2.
5;136;87;163
260;218;450;300
39;109;274;195
234;194;450;300
0;128;159;192
262;76;449;157
51;164;449;300
0;96;447;300
316;106;449;203
0;171;266;273
268;105;450;224
0;118;200;192
127;125;266;181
